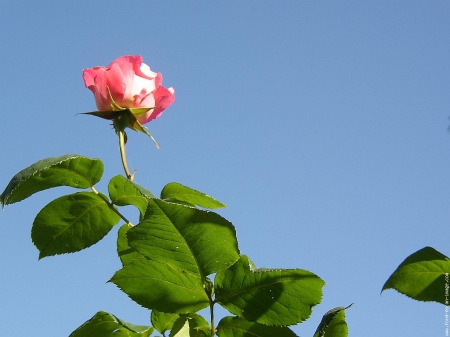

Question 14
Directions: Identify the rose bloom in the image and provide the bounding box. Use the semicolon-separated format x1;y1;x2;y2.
83;55;175;124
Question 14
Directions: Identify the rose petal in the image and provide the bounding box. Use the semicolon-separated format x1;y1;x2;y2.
138;86;175;124
83;66;111;111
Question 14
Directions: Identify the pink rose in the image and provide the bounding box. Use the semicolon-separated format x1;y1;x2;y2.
83;55;175;124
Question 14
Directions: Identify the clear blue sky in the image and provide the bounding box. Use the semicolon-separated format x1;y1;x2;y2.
0;1;449;336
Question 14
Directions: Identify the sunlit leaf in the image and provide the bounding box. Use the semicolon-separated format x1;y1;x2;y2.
215;255;324;326
169;319;190;337
161;182;226;209
216;316;297;337
109;175;154;218
1;154;103;206
127;199;239;276
313;305;352;337
110;258;209;313
151;311;179;335
382;246;450;304
130;182;155;200
69;311;153;337
32;192;120;258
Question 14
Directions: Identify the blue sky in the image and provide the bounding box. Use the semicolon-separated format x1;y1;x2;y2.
0;1;449;336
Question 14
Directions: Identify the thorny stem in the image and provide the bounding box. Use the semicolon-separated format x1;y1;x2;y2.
91;186;134;226
118;129;134;181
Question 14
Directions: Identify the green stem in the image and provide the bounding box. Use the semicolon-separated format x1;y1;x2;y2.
210;299;215;336
118;129;134;181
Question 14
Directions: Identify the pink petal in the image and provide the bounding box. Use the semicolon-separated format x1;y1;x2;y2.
138;86;175;124
104;61;128;107
109;55;158;108
138;61;158;80
83;66;111;111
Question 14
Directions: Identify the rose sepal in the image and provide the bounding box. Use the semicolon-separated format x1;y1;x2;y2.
112;110;160;149
81;110;117;120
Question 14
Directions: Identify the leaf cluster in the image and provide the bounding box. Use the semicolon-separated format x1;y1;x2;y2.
1;155;352;337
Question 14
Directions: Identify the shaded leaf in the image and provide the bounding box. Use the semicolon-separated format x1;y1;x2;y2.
127;199;239;277
32;192;120;258
170;314;210;337
151;311;179;335
161;182;226;209
204;277;214;298
110;258;209;313
109;175;154;218
216;316;297;337
69;311;153;337
1;154;103;206
313;305;352;337
382;246;450;304
215;255;324;326
117;223;146;266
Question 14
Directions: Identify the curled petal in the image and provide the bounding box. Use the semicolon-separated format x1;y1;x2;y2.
137;86;175;124
83;67;111;111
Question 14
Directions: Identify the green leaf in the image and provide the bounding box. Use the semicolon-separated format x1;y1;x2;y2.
1;154;103;206
215;255;325;326
184;314;210;336
313;305;352;337
117;223;146;266
151;311;179;335
131;182;156;200
110;258;209;313
69;311;153;337
170;314;210;337
169;318;190;337
382;246;450;304
127;199;240;276
109;175;154;218
161;182;226;209
31;192;120;258
320;310;348;337
216;316;297;337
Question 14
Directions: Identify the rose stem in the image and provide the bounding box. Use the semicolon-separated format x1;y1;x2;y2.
118;129;134;181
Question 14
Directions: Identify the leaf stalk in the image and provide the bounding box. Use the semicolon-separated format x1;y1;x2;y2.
90;186;133;226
